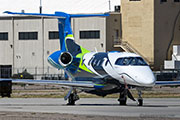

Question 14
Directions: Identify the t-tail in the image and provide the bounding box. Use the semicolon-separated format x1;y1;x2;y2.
4;11;109;72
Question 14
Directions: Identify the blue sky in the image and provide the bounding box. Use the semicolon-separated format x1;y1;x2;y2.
0;0;120;15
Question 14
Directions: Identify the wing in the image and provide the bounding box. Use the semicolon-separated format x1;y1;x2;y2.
155;81;180;85
0;79;104;89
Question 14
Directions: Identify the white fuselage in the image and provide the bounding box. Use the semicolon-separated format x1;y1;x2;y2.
83;52;155;87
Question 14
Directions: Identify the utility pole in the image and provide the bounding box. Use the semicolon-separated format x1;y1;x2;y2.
40;0;42;14
109;0;111;12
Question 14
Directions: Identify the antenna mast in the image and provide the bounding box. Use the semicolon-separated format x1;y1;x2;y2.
40;0;42;14
109;0;111;12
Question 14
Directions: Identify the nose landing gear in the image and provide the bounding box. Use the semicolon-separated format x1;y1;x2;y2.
118;89;127;105
118;76;136;106
137;89;143;106
118;88;144;106
118;86;136;105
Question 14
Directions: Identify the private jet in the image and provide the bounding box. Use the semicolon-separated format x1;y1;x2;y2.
3;11;156;106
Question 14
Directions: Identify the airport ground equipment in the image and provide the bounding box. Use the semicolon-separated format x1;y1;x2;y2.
0;80;12;97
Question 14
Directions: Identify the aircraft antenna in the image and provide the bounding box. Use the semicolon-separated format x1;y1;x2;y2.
94;47;97;53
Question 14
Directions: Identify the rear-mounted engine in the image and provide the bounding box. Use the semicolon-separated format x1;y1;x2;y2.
59;52;73;67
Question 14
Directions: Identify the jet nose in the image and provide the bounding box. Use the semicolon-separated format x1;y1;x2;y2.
130;67;156;87
140;76;156;87
136;69;156;87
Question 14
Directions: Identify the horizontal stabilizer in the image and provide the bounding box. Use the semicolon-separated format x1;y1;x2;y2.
70;13;109;18
3;11;65;18
3;11;109;18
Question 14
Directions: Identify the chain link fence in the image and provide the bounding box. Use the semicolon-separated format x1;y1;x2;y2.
0;66;65;80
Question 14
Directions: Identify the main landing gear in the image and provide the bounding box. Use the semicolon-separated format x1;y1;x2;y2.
66;88;79;105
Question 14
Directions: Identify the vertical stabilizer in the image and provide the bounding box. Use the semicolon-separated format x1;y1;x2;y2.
4;11;109;54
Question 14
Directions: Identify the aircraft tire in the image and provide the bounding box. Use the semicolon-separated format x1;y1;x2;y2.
138;99;143;106
119;97;127;106
67;94;75;105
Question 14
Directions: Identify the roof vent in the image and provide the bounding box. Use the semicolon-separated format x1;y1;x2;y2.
114;6;120;12
21;10;25;13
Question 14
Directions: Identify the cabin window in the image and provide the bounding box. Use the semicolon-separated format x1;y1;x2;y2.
115;58;123;65
88;57;94;66
19;32;38;40
99;60;104;67
80;30;100;39
105;60;109;66
0;32;8;41
93;59;97;66
96;60;102;67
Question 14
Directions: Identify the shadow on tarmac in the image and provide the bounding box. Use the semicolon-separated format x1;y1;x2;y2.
2;103;179;108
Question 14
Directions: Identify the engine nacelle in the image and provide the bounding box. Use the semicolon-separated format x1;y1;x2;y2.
59;52;73;67
48;50;80;70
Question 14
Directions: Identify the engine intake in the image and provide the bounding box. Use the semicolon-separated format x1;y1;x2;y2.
59;52;73;67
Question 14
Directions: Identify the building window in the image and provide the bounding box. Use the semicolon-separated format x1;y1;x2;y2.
174;0;180;2
115;29;119;39
49;31;59;40
0;65;12;78
80;30;100;39
0;32;8;40
19;32;38;40
160;0;167;2
129;0;141;1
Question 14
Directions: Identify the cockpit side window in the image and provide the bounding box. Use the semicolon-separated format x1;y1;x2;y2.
130;57;136;65
115;57;148;66
122;58;130;65
136;57;148;66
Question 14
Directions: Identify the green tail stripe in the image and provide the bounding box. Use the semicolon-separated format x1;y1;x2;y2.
76;47;93;73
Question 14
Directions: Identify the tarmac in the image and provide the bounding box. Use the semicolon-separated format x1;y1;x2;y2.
0;98;180;118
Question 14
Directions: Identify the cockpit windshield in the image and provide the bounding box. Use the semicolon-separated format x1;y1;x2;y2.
115;57;148;66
